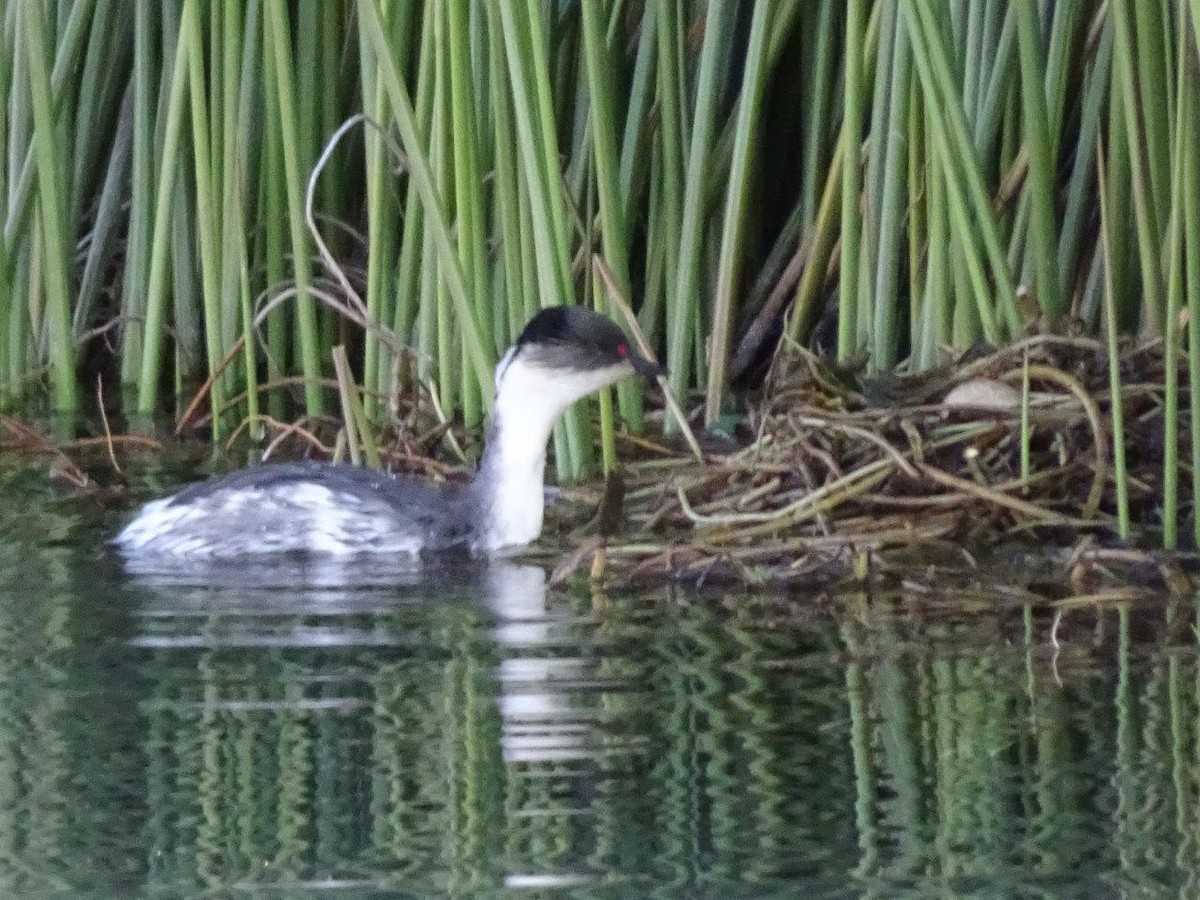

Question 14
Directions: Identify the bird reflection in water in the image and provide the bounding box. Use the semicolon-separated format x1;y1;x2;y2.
125;556;639;893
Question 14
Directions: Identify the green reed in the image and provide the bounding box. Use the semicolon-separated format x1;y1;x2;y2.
4;1;1200;525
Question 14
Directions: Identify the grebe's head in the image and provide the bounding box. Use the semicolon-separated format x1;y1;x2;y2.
493;307;664;413
476;307;664;553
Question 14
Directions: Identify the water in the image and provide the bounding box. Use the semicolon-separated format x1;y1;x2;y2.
0;462;1196;898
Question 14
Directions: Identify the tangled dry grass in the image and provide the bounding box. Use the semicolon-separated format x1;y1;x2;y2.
544;335;1198;596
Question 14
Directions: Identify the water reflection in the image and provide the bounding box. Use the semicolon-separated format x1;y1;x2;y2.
0;495;1199;897
124;557;647;895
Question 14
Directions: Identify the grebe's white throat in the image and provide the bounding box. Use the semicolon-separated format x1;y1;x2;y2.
116;307;663;561
470;348;633;553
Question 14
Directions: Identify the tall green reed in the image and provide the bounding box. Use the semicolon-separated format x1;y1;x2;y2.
0;0;1196;527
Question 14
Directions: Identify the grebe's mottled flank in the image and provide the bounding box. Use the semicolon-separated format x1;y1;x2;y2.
117;307;663;560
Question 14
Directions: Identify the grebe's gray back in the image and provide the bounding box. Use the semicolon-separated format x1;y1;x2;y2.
116;307;663;560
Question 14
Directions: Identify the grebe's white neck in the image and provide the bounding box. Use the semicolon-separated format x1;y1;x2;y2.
469;348;630;553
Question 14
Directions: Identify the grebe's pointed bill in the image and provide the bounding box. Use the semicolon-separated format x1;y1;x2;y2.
626;347;667;379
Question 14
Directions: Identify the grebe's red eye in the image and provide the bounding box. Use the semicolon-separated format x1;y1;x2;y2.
617;342;628;357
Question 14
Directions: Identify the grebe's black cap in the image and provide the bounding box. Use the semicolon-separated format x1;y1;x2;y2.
516;306;666;378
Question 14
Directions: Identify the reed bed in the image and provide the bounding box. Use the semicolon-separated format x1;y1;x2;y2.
13;332;1200;592
6;2;1200;554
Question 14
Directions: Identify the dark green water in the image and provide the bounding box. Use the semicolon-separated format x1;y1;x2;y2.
0;462;1196;898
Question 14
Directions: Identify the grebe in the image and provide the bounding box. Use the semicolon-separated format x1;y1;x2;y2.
117;307;663;560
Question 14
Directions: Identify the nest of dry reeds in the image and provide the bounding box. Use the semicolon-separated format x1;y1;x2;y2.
550;335;1196;589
